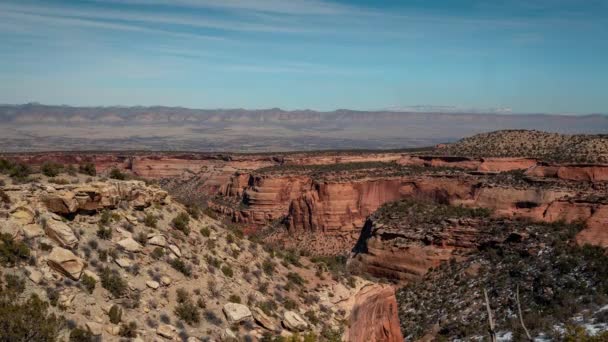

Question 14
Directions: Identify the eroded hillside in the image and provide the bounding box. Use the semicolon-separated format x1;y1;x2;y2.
0;166;376;341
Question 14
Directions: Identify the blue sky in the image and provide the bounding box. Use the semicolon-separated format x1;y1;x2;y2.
0;0;607;114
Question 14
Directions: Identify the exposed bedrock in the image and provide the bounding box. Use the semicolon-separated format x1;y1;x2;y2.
347;284;404;342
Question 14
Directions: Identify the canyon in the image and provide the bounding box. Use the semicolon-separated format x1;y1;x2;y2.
2;130;607;341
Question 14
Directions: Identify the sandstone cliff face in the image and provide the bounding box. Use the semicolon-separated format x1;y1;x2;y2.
347;284;404;342
285;153;404;166
526;164;608;182
287;179;410;234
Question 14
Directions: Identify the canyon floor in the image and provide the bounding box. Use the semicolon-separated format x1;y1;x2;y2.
1;129;608;341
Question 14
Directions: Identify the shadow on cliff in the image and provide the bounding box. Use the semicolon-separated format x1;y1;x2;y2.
352;218;373;255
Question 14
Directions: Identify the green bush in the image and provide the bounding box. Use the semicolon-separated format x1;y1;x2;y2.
109;168;126;180
169;259;192;277
8;163;31;180
286;272;305;287
0;190;10;204
200;227;211;237
144;213;157;228
41;162;64;177
4;274;25;294
228;294;241;304
119;321;137;338
172;212;190;235
221;265;234;278
151;247;164;260
79;163;96;176
69;327;93;342
108;304;122;324
81;274;96;294
0;290;64;341
176;288;190;303
175;300;200;325
262;259;275;276
0;233;30;266
100;268;127;298
96;225;112;240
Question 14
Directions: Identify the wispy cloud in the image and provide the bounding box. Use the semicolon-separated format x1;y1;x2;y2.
92;0;358;15
0;2;320;34
0;9;226;41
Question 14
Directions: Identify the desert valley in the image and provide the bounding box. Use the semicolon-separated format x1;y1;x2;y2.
1;129;607;341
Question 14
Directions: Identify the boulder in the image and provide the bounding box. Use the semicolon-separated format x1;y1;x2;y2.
223;303;252;323
43;192;78;214
114;257;132;268
25;266;43;284
146;280;160;289
117;237;142;253
85;322;103;336
282;311;308;332
252;307;279;331
42;214;78;248
147;234;167;247
156;324;177;339
11;206;35;225
22;224;44;239
160;276;172;286
47;247;86;280
168;244;181;258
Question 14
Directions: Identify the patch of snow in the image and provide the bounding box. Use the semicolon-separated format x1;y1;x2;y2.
497;331;512;341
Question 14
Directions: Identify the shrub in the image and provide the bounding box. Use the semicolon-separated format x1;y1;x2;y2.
202;207;218;220
286;272;305;287
176;288;190;303
79;163;96;176
8;163;31;180
258;300;278;316
172;213;190;235
144;213;157;228
221;265;234;278
98;249;108;262
87;239;98;250
108;304;123;324
151;247;164;260
169;259;192;277
4;274;25;294
119;321;137;338
96;225;112;240
0;190;10;204
175;300;200;325
100;267;127;298
81;273;96;294
69;327;93;342
41;162;64;177
228;294;241;304
0;233;30;266
281;249;302;267
109;168;126;180
200;227;211;237
262;259;275;276
0;291;64;341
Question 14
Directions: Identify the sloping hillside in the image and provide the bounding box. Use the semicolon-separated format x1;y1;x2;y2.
436;130;608;163
0;168;354;341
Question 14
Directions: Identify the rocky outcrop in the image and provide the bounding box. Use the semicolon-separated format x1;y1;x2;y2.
47;247;86;280
282;311;308;332
42;181;168;214
222;303;252;323
43;214;78;248
347;284;404;342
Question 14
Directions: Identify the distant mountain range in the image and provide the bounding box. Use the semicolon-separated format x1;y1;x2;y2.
0;103;606;152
